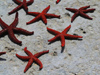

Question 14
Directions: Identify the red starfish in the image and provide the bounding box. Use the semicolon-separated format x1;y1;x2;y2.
8;0;34;15
16;47;49;73
65;5;95;22
0;52;6;56
26;5;60;25
47;25;82;47
0;12;34;45
56;0;61;4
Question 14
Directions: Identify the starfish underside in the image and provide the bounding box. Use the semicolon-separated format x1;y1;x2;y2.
16;47;49;73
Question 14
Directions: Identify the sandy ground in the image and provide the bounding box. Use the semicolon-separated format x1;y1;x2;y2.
0;0;100;75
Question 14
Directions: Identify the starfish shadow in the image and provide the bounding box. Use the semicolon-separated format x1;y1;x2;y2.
0;58;6;61
61;46;65;53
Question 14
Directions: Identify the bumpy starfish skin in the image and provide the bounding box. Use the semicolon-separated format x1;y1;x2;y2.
0;52;6;56
56;0;61;4
47;25;82;47
8;0;34;15
0;12;34;45
16;47;49;73
65;5;95;22
26;5;60;25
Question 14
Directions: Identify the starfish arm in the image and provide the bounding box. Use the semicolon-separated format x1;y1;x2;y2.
60;35;65;47
80;11;93;20
11;12;18;27
23;0;28;12
26;15;41;25
27;12;40;16
16;54;30;60
65;8;78;13
0;52;6;56
79;5;90;10
71;12;79;22
0;29;7;36
64;34;83;39
8;30;22;44
24;47;33;56
0;18;8;28
82;9;95;13
34;50;49;58
8;4;23;15
24;58;33;73
41;15;47;24
42;5;50;13
62;25;71;34
34;58;43;70
47;27;60;35
45;13;60;18
13;0;22;5
48;35;59;42
27;0;34;5
56;0;61;4
13;28;34;35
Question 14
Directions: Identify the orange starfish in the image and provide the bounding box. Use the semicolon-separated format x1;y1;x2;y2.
26;5;60;25
16;47;49;73
8;0;34;15
47;25;82;47
0;12;34;45
66;5;95;22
